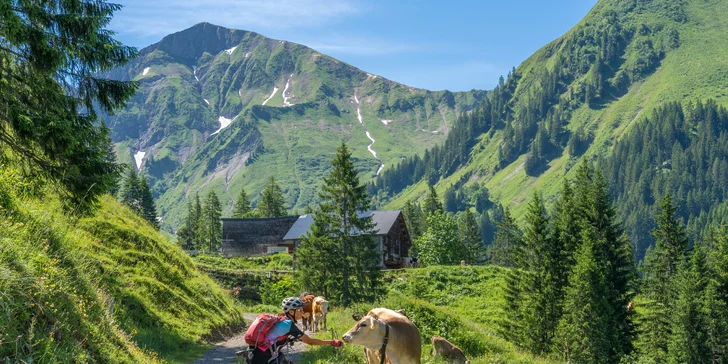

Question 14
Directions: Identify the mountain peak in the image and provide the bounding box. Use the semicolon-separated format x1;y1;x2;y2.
147;22;253;62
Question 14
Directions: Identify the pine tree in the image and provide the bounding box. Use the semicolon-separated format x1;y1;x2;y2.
177;199;197;250
517;193;554;354
553;231;613;364
458;209;485;264
0;1;138;210
636;194;689;362
403;201;426;241
232;188;252;218
705;229;728;361
423;185;443;216
297;143;382;306
479;211;496;247
667;247;710;364
585;169;637;360
257;176;287;217
198;191;222;252
120;167;142;215
416;210;465;266
139;176;158;229
489;208;522;268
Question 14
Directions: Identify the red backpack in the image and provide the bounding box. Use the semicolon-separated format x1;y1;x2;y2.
244;313;285;348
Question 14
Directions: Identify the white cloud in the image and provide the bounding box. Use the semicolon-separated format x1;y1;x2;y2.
111;0;358;39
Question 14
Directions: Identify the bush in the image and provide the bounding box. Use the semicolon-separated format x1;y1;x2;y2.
260;275;301;306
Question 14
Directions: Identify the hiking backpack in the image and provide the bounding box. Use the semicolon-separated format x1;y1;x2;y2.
244;314;286;348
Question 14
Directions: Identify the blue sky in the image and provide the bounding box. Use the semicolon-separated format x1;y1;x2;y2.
111;0;597;91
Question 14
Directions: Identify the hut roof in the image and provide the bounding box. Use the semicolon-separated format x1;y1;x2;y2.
282;210;402;240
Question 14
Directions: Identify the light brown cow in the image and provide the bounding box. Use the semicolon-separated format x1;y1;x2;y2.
312;296;329;332
298;294;315;331
343;307;421;364
431;335;470;364
627;301;634;312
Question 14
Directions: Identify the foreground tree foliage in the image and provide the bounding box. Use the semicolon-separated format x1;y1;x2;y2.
0;0;137;211
297;143;382;306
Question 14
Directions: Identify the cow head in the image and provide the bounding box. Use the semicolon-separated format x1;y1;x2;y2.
342;314;386;347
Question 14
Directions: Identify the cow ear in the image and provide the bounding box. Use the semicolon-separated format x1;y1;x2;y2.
352;314;362;321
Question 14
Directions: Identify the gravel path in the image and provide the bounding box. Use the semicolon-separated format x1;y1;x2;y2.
193;314;308;364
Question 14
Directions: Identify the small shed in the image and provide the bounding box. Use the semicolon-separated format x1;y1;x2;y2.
220;215;300;257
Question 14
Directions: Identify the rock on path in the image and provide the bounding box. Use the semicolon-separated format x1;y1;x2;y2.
194;314;308;364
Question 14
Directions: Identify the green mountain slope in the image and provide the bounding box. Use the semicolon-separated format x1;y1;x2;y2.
104;22;485;231
0;166;243;363
374;0;728;259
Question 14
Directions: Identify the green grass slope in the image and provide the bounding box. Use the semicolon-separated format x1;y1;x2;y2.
385;0;728;220
0;167;243;363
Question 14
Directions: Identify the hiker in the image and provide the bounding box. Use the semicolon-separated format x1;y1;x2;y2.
239;297;342;363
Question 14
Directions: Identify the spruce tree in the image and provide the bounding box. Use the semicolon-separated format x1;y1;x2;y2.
423;185;443;216
667;247;710;364
297;143;382;306
458;209;484;264
517;193;555;354
139;176;158;229
177;199;196;250
586;169;637;360
489;208;522;268
256;176;287;217
636;194;689;362
403;201;426;241
232;188;252;218
553;231;613;364
199;191;222;252
705;229;728;361
479;211;496;247
0;0;138;210
120;167;142;215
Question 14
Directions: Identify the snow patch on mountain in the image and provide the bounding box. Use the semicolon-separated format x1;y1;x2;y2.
262;87;279;105
134;151;146;170
282;74;294;106
204;99;210;105
211;116;234;135
245;52;250;58
380;119;392;125
193;66;199;81
224;45;238;55
354;94;385;175
142;67;150;76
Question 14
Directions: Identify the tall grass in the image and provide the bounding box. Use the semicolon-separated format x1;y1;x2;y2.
0;167;243;363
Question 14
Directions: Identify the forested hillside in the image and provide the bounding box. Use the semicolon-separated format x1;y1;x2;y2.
103;22;486;231
370;0;728;259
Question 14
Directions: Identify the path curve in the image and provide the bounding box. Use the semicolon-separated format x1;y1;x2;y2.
194;314;308;364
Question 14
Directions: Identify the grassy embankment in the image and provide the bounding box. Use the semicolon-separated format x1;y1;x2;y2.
0;166;243;363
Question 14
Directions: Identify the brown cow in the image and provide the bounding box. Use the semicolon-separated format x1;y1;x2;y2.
312;296;329;332
431;335;470;364
297;294;315;331
343;307;421;364
627;301;634;312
